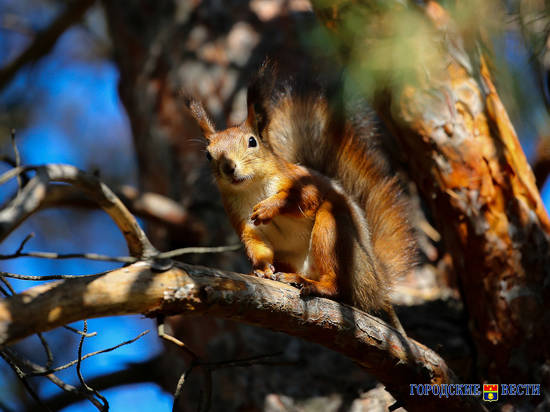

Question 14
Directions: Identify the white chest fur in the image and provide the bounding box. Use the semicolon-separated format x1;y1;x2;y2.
223;178;315;276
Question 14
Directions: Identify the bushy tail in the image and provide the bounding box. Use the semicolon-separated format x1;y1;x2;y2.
253;67;416;292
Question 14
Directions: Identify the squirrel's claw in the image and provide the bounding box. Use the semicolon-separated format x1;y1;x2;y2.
273;273;318;297
251;201;277;225
272;272;305;290
252;264;275;279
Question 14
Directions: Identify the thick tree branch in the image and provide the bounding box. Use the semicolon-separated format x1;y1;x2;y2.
0;164;156;258
0;262;485;412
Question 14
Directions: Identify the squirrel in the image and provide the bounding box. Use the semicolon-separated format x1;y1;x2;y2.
185;63;416;335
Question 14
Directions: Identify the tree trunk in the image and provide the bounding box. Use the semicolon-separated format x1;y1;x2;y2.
312;0;550;403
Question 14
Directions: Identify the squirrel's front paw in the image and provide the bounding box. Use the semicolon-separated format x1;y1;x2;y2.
251;201;278;225
251;264;275;279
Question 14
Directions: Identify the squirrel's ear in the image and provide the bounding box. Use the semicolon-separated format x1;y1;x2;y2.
246;59;276;136
246;101;268;136
184;97;216;139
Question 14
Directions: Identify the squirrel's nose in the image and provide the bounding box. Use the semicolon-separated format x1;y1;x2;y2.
221;158;236;177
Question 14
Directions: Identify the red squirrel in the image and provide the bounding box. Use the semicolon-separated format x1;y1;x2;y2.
186;63;416;334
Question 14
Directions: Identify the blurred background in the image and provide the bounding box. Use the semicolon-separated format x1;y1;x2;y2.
0;0;549;411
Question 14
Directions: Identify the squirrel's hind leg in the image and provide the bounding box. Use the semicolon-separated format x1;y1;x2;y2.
273;200;341;298
272;272;339;299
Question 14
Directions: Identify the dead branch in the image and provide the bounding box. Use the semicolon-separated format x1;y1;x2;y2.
117;185;195;228
28;330;149;377
75;320;109;411
0;164;156;258
0;0;95;91
10;129;22;196
0;262;485;412
33;355;166;412
5;346;105;411
0;350;48;410
40;184;205;237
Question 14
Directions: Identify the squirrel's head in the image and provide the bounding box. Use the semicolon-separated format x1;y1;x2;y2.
185;60;277;190
185;95;274;191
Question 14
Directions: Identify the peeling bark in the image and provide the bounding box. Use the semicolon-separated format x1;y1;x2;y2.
312;0;550;395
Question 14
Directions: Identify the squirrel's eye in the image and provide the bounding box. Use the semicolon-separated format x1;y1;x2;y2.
248;136;257;148
206;151;213;161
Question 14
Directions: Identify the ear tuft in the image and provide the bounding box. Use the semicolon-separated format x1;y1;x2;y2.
247;58;277;135
182;94;216;138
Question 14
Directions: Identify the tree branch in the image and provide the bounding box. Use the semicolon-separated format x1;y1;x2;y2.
0;244;240;264
0;164;156;258
35;355;166;412
0;262;485;412
40;184;205;237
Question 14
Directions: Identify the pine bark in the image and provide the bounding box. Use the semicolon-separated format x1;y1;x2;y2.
312;0;550;398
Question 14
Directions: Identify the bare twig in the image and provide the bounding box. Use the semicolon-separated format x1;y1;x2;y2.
0;165;31;186
1;271;99;281
2;327;146;411
0;244;241;264
76;321;87;385
76;320;108;411
157;316;200;411
0;275;15;295
29;330;149;377
0;284;10;296
0;262;58;372
63;325;98;338
162;328;285;411
37;332;54;370
158;317;198;361
15;232;34;254
0;0;96;91
175;351;291;411
0;350;50;411
0;250;136;263
7;347;104;410
31;355;166;412
201;352;285;370
157;244;240;259
173;366;194;411
0;155;17;167
10;129;22;195
44;371;104;411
